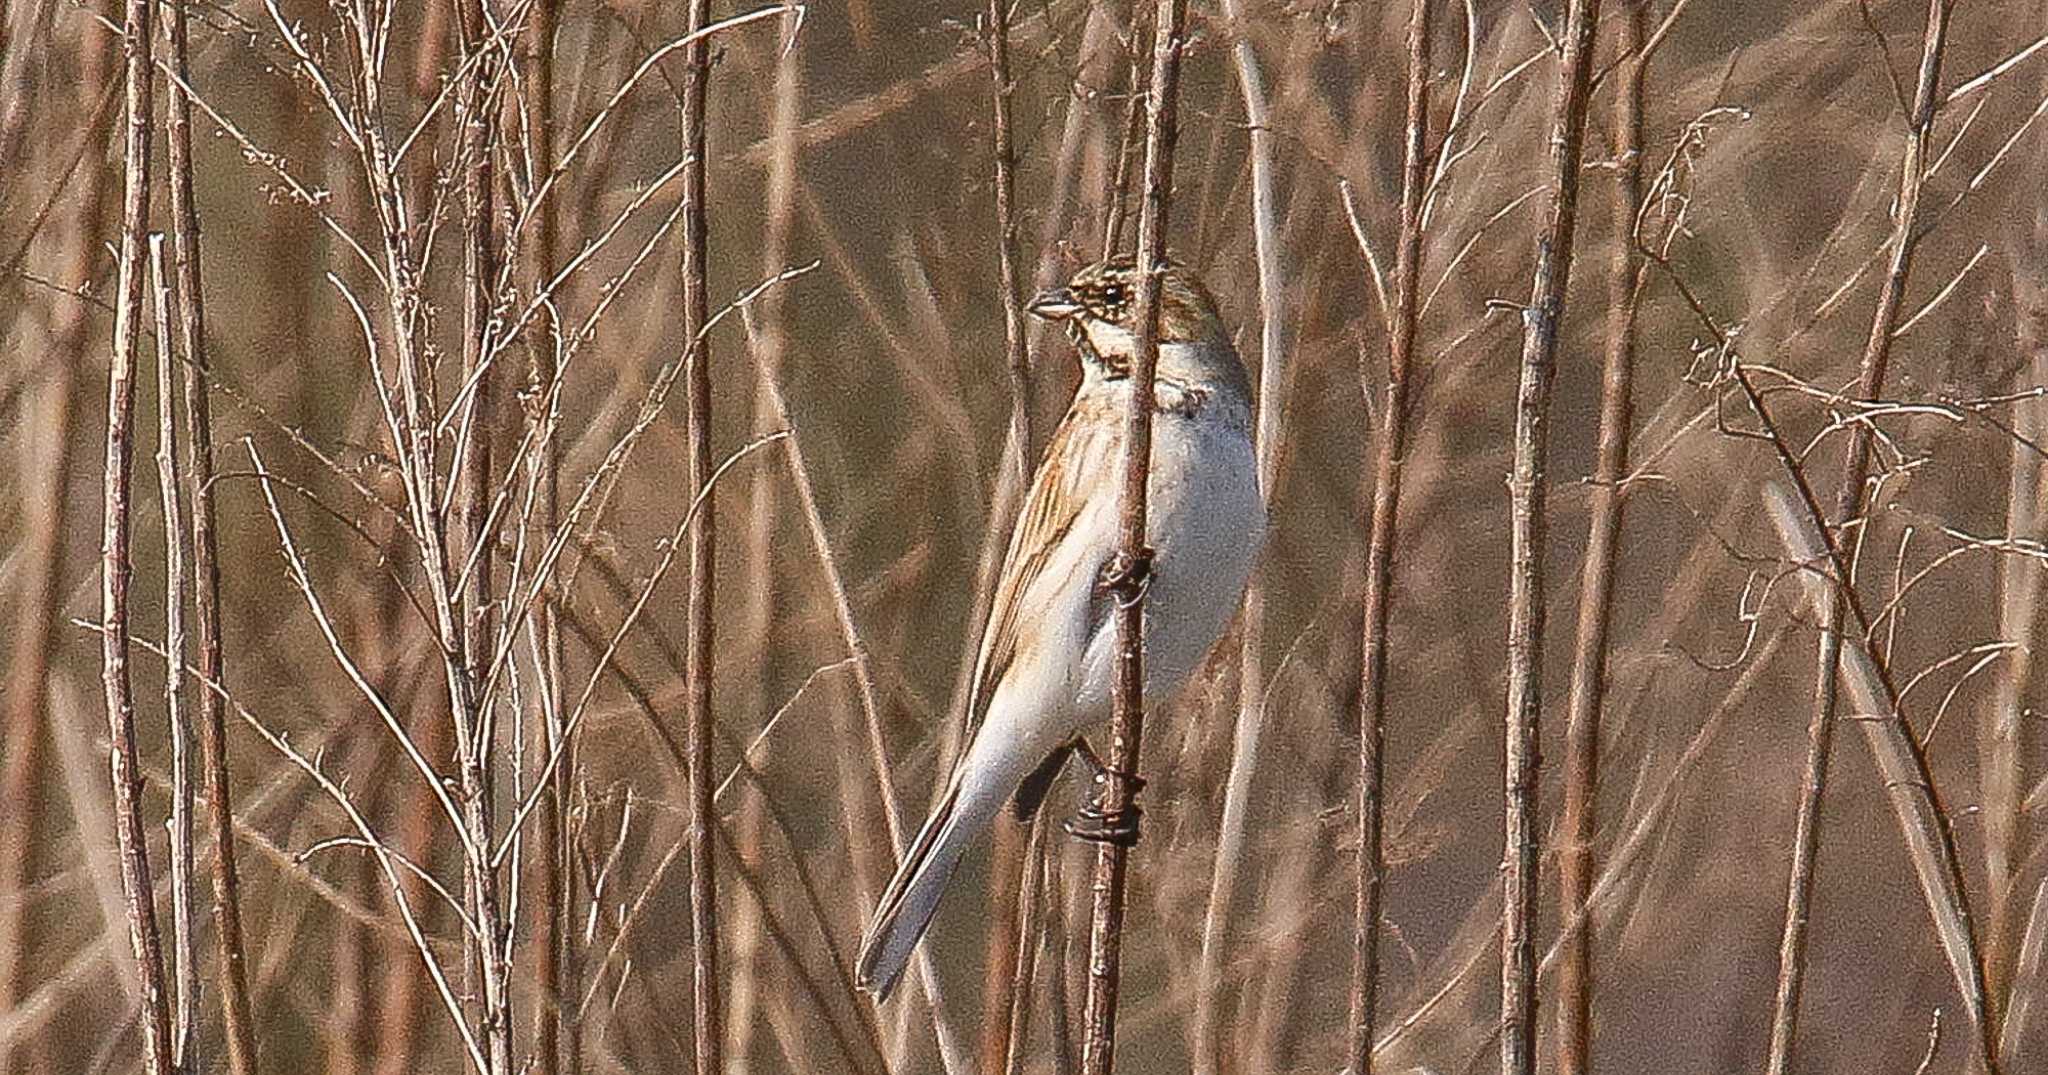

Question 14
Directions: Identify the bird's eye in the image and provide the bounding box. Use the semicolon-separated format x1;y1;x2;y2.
1100;283;1125;307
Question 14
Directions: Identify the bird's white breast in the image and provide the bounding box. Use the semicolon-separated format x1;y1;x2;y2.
1069;356;1266;724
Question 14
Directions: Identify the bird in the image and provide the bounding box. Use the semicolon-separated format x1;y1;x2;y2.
854;257;1267;1000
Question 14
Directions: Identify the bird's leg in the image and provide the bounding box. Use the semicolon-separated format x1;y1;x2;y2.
1096;546;1156;609
1062;735;1144;847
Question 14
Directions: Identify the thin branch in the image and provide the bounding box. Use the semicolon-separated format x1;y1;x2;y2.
676;0;723;1068
509;0;572;1070
1080;2;1188;1072
160;0;258;1067
1501;1;1603;1072
1764;3;1994;1073
979;2;1037;1069
147;235;198;1073
1556;4;1646;1072
1193;2;1289;1068
103;0;175;1066
1347;3;1430;1073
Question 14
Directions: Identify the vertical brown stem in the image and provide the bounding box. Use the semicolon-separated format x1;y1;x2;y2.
452;0;503;1050
104;0;174;1068
455;0;499;743
1348;3;1431;1074
1766;2;1962;1071
148;234;199;1072
1003;817;1050;1075
1502;2;1602;1073
1730;355;1996;1072
979;1;1037;1068
161;0;258;1068
349;5;512;1065
679;0;722;1070
514;1;572;1072
1079;2;1186;1073
1554;4;1644;1073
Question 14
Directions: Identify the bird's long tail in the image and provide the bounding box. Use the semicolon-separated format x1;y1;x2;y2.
856;739;1025;999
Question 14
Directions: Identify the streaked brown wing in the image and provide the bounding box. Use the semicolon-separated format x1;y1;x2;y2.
964;397;1109;735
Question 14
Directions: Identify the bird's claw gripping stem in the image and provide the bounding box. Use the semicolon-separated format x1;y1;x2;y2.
1097;545;1156;609
1063;738;1145;847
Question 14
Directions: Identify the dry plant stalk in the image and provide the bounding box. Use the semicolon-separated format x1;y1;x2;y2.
102;1;175;1070
1992;193;2048;1006
1080;2;1188;1072
147;234;198;1071
512;2;572;1071
978;1;1037;1069
1765;3;1975;1073
1192;1;1288;1067
1555;3;1646;1071
1348;3;1432;1074
453;0;499;786
679;0;724;1069
160;0;258;1067
1502;2;1603;1073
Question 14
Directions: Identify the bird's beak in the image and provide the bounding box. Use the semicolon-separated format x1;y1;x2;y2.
1028;287;1082;320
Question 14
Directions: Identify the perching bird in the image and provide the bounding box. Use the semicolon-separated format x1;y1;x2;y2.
854;258;1267;999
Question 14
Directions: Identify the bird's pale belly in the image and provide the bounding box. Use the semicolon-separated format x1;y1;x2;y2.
1072;413;1265;722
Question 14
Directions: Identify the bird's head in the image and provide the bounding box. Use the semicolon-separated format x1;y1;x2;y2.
1027;257;1228;362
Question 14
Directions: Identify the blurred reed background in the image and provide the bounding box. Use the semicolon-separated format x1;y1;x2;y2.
3;0;2048;1073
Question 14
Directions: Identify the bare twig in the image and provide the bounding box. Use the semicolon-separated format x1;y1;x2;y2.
1556;4;1646;1072
1985;149;2048;1007
148;235;199;1072
509;1;572;1070
1080;2;1188;1072
1192;2;1288;1068
453;0;504;1036
727;9;801;1066
678;0;722;1068
1501;2;1603;1072
1346;4;1430;1074
1761;476;1997;1074
1764;4;1981;1073
979;2;1037;1069
159;0;257;1068
103;0;174;1068
1004;817;1049;1075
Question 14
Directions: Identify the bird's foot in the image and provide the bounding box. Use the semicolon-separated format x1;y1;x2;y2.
1063;741;1145;847
1096;546;1156;608
1063;799;1143;846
